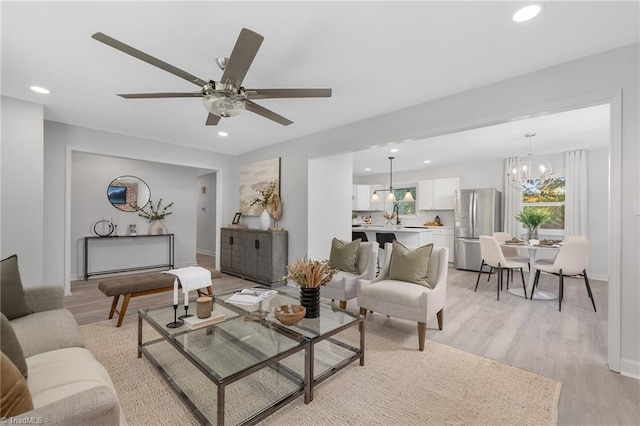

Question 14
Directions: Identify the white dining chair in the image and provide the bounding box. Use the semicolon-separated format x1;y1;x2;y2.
492;232;530;282
476;236;528;300
535;235;587;266
532;239;595;312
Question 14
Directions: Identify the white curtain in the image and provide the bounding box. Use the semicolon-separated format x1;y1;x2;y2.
564;150;588;237
503;158;521;237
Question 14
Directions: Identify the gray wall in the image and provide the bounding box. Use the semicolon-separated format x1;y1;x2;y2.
197;172;217;256
1;97;44;285
70;151;198;279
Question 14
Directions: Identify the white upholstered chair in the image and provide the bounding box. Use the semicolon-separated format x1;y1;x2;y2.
491;231;529;283
476;236;528;300
321;241;379;310
532;239;595;312
536;235;587;266
357;243;449;351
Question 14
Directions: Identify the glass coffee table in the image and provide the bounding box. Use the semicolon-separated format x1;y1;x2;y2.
138;288;364;425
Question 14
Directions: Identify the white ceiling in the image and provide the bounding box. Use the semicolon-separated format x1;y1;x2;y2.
1;2;638;157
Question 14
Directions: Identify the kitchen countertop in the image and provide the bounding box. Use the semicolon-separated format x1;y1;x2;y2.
352;226;433;233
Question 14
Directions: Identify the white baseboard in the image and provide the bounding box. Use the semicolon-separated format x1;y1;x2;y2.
620;358;640;380
589;273;608;281
197;249;216;257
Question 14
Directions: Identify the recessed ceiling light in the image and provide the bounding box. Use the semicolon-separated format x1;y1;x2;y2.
217;131;228;137
513;4;542;22
365;168;371;171
30;86;50;94
390;148;399;153
423;160;431;164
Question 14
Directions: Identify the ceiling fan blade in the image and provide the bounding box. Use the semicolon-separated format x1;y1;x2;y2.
221;28;264;88
118;92;203;99
246;88;332;99
245;100;292;126
92;32;208;87
205;113;221;126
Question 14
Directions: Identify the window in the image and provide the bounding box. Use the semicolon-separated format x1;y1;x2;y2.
522;177;565;231
392;187;416;216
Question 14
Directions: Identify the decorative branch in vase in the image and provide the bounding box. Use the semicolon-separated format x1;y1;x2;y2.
250;180;278;230
138;198;174;235
282;258;338;318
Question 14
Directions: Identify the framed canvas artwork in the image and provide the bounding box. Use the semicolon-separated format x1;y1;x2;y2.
239;157;281;216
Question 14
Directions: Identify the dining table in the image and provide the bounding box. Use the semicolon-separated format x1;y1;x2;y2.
504;242;561;300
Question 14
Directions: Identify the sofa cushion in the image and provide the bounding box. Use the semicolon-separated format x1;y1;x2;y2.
388;242;433;288
1;313;28;378
26;347;117;409
1;352;34;418
1;254;32;320
10;309;85;359
329;238;360;274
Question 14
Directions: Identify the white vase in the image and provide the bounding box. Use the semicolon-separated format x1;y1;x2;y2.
259;210;271;230
150;220;168;235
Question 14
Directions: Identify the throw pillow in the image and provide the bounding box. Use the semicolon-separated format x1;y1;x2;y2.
0;313;28;378
328;238;361;274
0;255;31;320
387;241;434;288
0;352;34;419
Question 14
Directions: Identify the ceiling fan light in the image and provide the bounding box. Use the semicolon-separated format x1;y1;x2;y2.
203;93;245;118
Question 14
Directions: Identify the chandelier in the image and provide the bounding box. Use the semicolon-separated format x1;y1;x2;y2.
370;156;414;203
507;133;554;191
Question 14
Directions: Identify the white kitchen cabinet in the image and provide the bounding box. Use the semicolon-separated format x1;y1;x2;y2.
431;227;454;263
418;177;460;210
352;184;375;210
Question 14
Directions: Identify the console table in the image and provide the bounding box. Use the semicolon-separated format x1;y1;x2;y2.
84;234;174;280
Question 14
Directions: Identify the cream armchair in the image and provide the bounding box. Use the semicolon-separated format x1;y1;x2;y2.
357;244;449;351
321;241;379;310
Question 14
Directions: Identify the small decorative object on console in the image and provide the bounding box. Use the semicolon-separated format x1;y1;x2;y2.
93;220;114;237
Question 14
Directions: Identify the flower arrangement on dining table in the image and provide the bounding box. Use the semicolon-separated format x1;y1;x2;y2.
282;258;338;288
515;208;551;239
138;198;174;222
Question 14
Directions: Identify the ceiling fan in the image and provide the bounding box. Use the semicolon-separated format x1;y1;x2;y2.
91;28;331;126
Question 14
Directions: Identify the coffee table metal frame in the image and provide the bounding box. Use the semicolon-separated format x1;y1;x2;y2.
138;288;364;425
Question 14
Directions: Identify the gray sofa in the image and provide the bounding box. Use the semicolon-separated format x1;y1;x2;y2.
2;284;125;425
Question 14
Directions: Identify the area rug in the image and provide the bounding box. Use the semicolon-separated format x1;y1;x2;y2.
81;317;561;425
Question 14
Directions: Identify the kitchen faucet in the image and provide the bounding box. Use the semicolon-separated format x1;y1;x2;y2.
393;204;401;225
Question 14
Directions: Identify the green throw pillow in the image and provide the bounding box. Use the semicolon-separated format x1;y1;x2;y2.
0;313;28;379
0;255;31;320
387;241;433;288
329;238;361;274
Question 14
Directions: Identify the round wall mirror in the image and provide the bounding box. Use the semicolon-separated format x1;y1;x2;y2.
107;175;151;212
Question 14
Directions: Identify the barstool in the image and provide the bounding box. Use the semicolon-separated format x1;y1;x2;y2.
352;231;368;242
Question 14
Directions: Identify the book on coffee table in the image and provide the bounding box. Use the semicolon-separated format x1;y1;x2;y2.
183;308;226;329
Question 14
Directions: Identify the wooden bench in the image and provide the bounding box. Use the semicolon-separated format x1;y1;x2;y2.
97;267;223;327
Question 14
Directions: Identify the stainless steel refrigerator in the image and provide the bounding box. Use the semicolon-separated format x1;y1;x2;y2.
454;188;502;271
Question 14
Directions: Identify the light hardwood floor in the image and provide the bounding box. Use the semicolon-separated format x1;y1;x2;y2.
65;256;639;425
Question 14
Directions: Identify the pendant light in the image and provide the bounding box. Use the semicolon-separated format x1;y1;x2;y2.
370;156;414;203
507;133;555;191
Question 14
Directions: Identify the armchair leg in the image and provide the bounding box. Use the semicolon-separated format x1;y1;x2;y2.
339;300;347;310
417;322;426;351
436;309;444;330
359;307;367;317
